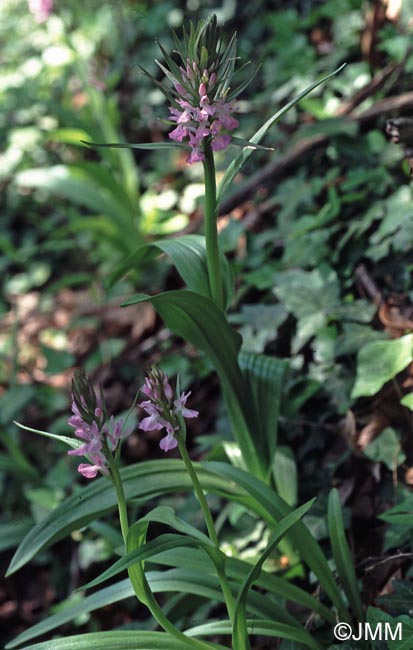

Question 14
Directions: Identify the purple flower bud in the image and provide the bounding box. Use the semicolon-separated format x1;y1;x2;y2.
68;370;133;479
138;366;198;452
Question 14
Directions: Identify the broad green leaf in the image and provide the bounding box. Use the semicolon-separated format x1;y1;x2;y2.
401;393;413;410
239;351;288;476
327;489;364;622
110;235;233;308
8;566;300;649
7;459;346;616
186;619;323;650
152;568;299;625
153;546;335;624
7;460;344;622
377;579;413;615
217;64;346;204
351;334;413;398
230;136;274;150
140;506;211;544
121;291;265;477
379;494;413;526
83;533;209;591
6;460;249;576
273;267;340;353
9;630;219;650
232;500;316;649
367;607;413;650
204;462;349;620
363;427;405;470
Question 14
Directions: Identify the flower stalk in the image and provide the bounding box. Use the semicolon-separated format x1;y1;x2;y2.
203;139;225;309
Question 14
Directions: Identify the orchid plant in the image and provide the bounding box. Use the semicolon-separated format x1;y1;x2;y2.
5;14;366;650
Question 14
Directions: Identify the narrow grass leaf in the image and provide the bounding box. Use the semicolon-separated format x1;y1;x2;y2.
6;460;250;576
217;64;346;205
327;489;364;621
121;291;265;476
232;500;315;649
186;619;323;650
204;462;350;620
10;631;215;650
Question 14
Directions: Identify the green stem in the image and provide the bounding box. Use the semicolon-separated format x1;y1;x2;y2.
203;140;224;310
108;459;221;650
177;435;237;631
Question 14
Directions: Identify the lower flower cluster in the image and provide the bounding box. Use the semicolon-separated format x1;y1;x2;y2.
68;367;198;478
68;401;132;478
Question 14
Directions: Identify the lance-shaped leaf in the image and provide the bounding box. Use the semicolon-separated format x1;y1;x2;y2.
217;64;346;205
186;619;323;650
232;499;315;649
121;290;266;477
110;235;233;309
239;351;288;479
204;462;350;620
328;489;364;622
6;460;254;577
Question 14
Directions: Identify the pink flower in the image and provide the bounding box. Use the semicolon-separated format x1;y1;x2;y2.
168;75;238;164
28;0;53;22
159;432;179;452
68;372;133;479
138;367;198;452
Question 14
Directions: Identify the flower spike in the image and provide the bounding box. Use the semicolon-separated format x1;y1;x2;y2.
138;366;198;452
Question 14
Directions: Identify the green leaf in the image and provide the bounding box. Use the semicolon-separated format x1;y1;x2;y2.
13;422;82;450
239;351;288;476
327;489;364;622
363;427;405;470
110;235;233;309
366;607;413;650
140;506;211;544
377;579;413;615
273;447;298;508
8;630;215;650
204;462;349;620
9;562;305;649
216;64;346;204
232;500;316;649
121;290;265;477
82;140;188;151
400;393;413;410
379;494;413;526
351;334;413;398
152;546;335;624
186;619;322;650
83;533;208;591
5;460;249;576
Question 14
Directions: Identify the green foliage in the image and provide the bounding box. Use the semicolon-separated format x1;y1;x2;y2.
351;334;413;398
327;489;364;622
4;1;413;647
